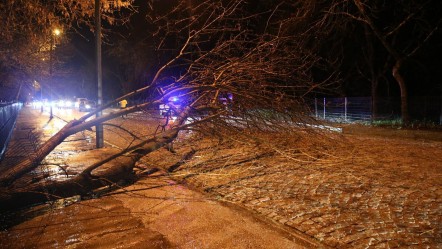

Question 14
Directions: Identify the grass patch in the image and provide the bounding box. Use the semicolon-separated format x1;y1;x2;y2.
371;119;441;130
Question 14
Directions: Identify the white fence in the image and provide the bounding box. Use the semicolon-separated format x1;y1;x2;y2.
311;96;442;124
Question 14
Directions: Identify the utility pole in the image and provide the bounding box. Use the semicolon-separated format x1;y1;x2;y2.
49;28;60;119
49;33;54;119
95;0;104;148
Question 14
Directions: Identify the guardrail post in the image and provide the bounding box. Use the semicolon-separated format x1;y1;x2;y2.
323;97;326;119
315;98;318;118
344;97;348;121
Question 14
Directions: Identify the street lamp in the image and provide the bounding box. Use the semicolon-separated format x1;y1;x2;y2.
49;28;61;119
53;28;61;36
95;0;104;148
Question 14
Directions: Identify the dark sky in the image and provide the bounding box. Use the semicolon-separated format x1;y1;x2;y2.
54;0;442;103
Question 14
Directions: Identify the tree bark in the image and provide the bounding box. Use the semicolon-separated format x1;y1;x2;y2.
0;100;159;187
392;59;409;124
0;152;135;211
0;120;81;187
0;126;182;211
353;0;411;124
371;79;379;121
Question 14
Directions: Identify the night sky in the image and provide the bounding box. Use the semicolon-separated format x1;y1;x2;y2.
68;1;442;100
1;0;441;107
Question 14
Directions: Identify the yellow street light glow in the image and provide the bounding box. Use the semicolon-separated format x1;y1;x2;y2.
53;28;61;36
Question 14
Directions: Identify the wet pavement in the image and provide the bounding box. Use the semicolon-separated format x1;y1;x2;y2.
1;169;315;248
1;106;441;248
0;106;318;248
164;130;442;248
0;107;96;185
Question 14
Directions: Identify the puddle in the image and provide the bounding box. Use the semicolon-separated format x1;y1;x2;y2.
42;117;67;137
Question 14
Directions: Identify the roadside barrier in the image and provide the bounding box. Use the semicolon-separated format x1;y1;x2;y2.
0;102;22;161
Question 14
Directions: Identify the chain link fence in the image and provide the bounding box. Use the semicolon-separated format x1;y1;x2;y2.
309;96;442;124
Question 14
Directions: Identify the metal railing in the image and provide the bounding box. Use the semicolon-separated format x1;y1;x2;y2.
0;102;22;161
310;96;442;124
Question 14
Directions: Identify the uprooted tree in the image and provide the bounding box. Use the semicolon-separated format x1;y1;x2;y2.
0;0;336;210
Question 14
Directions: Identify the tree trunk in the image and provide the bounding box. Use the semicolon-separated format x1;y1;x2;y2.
0;101;158;187
0;126;182;211
392;59;409;124
0;151;135;211
0;120;81;187
371;79;379;121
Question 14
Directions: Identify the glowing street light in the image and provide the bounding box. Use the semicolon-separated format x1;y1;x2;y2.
49;28;62;119
53;28;61;36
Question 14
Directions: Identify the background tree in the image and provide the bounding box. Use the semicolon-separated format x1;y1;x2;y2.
312;0;442;123
106;39;155;96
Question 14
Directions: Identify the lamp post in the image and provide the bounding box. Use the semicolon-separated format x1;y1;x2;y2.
95;0;104;148
49;28;61;119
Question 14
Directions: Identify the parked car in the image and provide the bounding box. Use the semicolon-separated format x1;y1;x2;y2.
159;96;181;116
74;98;88;108
79;99;96;112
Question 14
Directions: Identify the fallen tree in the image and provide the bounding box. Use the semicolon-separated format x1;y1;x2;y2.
0;0;337;211
1;120;184;210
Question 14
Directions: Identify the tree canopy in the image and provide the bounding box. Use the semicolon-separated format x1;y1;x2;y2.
0;0;135;99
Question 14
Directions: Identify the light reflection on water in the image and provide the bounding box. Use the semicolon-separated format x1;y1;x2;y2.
1;108;94;241
65;235;80;245
85;136;92;143
46;164;69;180
43;116;67;136
38;110;95;181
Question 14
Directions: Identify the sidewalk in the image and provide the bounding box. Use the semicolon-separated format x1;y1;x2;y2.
0;106;95;185
166;128;442;248
3;107;440;248
1;107;321;248
0;106;43;171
